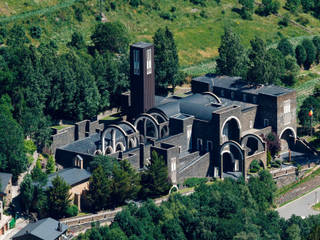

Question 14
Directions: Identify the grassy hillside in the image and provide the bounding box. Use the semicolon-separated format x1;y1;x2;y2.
2;0;320;68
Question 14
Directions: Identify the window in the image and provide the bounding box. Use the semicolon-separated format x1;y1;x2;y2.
197;138;203;151
264;119;269;127
253;96;257;104
133;49;140;75
214;167;219;178
231;91;235;99
207;140;213;152
221;89;225;97
243;94;247;102
146;49;152;75
284;100;290;113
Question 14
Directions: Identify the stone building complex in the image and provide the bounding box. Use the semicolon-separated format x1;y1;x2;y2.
54;42;300;184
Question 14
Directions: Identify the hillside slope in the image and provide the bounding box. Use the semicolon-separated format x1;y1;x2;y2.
1;0;320;67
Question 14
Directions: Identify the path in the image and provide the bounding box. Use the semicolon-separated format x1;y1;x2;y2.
277;187;320;219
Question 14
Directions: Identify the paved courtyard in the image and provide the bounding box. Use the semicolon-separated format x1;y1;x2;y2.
277;187;320;220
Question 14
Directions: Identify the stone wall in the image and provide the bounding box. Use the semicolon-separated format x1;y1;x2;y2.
178;152;210;183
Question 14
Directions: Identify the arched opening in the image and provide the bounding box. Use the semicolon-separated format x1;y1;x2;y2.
280;128;296;151
161;125;169;138
146;119;157;138
222;152;234;172
246;137;258;156
106;146;113;154
150;112;167;124
101;125;127;155
136;120;145;136
128;138;137;149
116;142;125;152
249;159;264;173
222;118;240;143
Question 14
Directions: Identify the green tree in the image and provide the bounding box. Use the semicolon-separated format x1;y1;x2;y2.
282;55;300;86
302;39;316;69
47;175;71;219
256;0;280;16
20;174;34;213
216;27;249;79
68;32;86;49
295;45;307;67
0;95;27;181
312;36;320;63
298;96;320;127
46;155;55;174
286;224;301;240
154;27;184;95
89;155;118;174
31;158;48;185
140;151;171;198
239;0;255;19
86;166;111;212
277;38;294;57
109;160;141;207
285;0;301;13
6;24;29;46
91;22;129;54
301;0;314;12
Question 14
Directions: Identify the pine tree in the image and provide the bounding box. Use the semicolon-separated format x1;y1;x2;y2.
313;36;320;63
46;155;55;174
277;38;294;57
295;45;307;67
86;165;111;211
154;27;184;95
47;175;71;219
302;39;316;69
140;151;172;199
239;0;255;19
285;0;301;13
216;27;249;79
20;174;34;213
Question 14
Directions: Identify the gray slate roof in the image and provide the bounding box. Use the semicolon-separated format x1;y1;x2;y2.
45;168;91;188
194;75;294;96
13;218;68;240
61;133;100;154
0;172;12;193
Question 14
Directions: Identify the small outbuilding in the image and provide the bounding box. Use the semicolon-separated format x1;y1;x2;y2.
12;217;68;240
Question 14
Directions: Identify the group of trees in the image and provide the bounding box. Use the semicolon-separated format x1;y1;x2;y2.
0;21;183;179
216;28;320;87
77;170;320;240
216;28;299;86
238;0;280;19
85;152;172;212
285;0;320;17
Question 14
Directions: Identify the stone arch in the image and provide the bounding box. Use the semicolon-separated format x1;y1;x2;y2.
241;134;265;156
119;121;138;134
94;149;103;156
279;127;296;152
105;146;113;154
248;159;265;173
134;113;159;139
221;116;241;143
203;92;222;103
220;141;244;175
101;125;127;155
150;112;168;124
169;185;179;195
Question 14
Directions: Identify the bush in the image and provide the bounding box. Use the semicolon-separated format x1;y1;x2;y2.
0;27;7;38
296;16;309;26
29;26;42;39
110;2;116;10
170;6;176;12
159;12;175;21
24;140;37;155
184;177;208;187
278;14;290;27
200;10;208;18
66;205;78;217
74;7;83;22
190;0;206;6
130;0;141;7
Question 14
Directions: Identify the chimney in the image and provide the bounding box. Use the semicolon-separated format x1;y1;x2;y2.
57;222;62;232
129;42;155;119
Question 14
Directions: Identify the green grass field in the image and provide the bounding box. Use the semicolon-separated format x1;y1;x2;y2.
2;0;320;66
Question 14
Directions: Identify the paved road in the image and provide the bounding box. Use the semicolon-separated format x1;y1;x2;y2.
277;187;320;220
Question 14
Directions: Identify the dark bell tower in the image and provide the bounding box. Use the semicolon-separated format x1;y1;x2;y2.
130;42;155;119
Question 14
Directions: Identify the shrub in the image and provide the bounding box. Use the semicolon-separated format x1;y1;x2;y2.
29;26;42;39
66;205;78;217
278;14;290;27
74;7;83;22
130;0;141;7
110;2;116;10
190;0;206;6
24;140;37;155
296;16;309;26
152;2;160;11
184;177;208;187
250;160;262;173
159;12;175;21
200;10;208;18
170;6;176;12
0;27;7;38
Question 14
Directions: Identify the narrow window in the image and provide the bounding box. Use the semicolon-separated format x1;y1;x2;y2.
197;138;203;151
284;100;291;113
207;140;213;151
147;49;152;75
253;96;257;104
231;91;234;99
243;94;247;101
264;119;269;127
133;49;140;75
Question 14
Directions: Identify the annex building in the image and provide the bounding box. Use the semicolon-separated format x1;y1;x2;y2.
54;42;301;184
